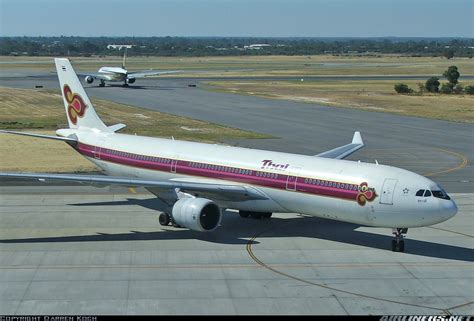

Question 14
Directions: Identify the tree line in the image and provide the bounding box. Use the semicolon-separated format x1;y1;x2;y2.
394;66;474;95
0;36;472;57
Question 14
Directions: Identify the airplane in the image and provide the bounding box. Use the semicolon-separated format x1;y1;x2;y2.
78;48;180;87
0;58;458;252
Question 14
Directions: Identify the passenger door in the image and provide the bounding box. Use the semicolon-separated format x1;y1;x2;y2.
93;139;105;160
170;156;179;173
380;178;398;205
286;167;301;191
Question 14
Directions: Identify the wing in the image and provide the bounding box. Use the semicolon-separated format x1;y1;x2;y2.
77;72;110;81
128;70;181;78
315;131;364;159
0;172;268;202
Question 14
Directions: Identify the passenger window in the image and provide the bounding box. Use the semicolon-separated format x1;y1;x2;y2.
416;189;425;197
424;190;432;197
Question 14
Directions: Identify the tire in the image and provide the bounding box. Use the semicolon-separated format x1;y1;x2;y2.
159;213;170;226
250;212;263;219
391;239;404;252
399;240;405;252
239;211;250;218
261;212;272;219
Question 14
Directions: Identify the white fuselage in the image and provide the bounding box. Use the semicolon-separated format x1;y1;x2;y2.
97;67;127;81
58;129;457;228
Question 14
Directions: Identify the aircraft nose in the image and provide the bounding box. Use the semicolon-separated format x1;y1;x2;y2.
439;199;458;221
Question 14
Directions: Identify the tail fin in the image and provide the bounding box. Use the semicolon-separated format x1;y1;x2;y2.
54;58;108;131
122;47;127;69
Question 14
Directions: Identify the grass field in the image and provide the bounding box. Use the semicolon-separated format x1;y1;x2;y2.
0;86;270;172
1;55;473;77
206;79;474;123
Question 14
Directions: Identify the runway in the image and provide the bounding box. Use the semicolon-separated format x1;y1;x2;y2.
0;186;472;315
0;72;473;315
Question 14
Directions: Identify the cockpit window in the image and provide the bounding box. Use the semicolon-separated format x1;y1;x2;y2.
424;190;432;197
416;189;425;197
432;190;451;200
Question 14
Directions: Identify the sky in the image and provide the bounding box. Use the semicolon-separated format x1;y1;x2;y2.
0;0;472;37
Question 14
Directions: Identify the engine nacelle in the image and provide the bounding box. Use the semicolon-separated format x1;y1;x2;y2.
85;76;94;84
172;198;222;232
126;77;136;84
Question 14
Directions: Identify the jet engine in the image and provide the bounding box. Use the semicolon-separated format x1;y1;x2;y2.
126;77;136;84
85;76;94;84
171;198;222;232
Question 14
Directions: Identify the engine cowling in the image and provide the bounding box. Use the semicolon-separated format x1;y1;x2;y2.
85;76;94;84
172;198;222;232
126;77;136;84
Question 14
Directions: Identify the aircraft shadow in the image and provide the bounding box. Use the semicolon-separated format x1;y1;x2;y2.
1;197;472;262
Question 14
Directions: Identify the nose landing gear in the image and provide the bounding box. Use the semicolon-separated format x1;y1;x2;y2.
391;228;408;252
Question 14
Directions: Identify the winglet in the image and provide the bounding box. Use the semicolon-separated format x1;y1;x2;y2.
352;131;363;145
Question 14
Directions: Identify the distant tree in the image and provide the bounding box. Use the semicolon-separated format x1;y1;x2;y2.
425;77;440;93
443;49;455;59
440;83;453;94
465;85;474;95
453;84;463;94
394;83;413;94
443;66;460;85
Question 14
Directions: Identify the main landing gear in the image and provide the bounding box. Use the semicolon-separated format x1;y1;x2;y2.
99;80;105;87
159;212;182;228
239;210;272;219
391;228;408;252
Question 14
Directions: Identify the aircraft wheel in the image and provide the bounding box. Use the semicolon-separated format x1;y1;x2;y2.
261;212;272;219
391;240;405;252
239;210;250;218
159;213;170;226
99;81;105;87
250;212;263;219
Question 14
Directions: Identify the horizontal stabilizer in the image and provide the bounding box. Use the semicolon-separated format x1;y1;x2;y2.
0;130;77;143
108;123;127;132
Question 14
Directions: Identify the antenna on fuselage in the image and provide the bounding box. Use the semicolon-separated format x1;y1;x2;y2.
375;159;379;165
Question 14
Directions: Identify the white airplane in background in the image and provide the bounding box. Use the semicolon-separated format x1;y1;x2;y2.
0;58;457;252
79;48;181;87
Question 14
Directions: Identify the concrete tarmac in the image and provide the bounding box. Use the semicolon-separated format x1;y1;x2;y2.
0;186;472;315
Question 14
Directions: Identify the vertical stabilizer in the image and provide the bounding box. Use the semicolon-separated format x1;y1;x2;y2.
54;58;108;131
122;47;127;69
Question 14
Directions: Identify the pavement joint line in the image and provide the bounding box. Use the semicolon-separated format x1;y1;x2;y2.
13;252;41;315
445;301;474;312
426;226;474;238
245;217;463;314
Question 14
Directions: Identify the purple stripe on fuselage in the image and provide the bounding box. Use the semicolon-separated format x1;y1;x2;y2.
76;143;359;202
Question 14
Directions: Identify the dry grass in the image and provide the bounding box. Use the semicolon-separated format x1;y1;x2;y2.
207;80;474;123
0;130;98;172
2;55;473;77
0;86;269;142
0;86;270;172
